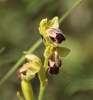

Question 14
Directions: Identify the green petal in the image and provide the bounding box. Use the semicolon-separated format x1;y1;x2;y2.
39;18;47;35
50;16;59;28
57;47;70;57
27;62;41;74
27;68;37;75
40;18;47;28
23;51;42;66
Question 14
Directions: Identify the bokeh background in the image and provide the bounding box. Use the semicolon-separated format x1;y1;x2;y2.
0;0;93;100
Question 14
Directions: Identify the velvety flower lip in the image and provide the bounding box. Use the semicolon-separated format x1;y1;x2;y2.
47;28;66;43
48;65;59;75
47;51;62;75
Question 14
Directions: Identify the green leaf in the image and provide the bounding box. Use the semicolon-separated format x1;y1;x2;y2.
57;47;70;57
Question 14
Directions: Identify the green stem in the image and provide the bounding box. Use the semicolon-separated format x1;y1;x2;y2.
38;66;48;100
59;0;82;24
0;39;42;86
44;57;48;71
38;83;45;100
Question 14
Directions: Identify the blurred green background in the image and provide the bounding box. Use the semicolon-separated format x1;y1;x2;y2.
0;0;93;100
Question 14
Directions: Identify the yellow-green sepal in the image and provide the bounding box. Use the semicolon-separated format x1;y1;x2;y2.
49;16;59;28
57;47;70;57
23;51;42;66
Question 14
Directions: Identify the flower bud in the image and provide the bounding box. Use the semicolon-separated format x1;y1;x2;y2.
47;28;66;43
48;51;62;75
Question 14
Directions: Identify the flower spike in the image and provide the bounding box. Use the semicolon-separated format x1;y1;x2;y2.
39;16;70;75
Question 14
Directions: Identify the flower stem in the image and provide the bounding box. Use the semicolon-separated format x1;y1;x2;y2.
38;66;48;100
59;0;82;24
38;79;48;100
38;83;45;100
44;57;48;71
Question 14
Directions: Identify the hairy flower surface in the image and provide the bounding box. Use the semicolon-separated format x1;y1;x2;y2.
47;28;66;43
48;51;61;75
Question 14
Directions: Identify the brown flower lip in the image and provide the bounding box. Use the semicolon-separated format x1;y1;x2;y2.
47;51;62;75
47;28;66;43
48;65;59;75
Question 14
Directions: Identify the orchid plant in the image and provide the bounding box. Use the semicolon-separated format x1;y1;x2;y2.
4;0;82;100
17;16;70;100
0;1;83;100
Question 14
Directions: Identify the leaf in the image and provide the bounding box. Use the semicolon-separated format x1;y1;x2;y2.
57;47;70;57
